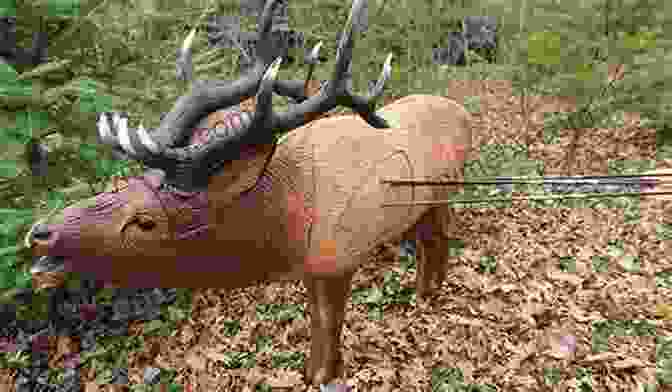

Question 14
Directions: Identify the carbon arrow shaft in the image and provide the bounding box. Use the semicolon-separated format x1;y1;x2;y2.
381;173;672;186
381;191;672;207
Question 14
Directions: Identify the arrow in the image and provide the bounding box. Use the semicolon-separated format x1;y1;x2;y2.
380;172;672;206
381;172;672;186
381;191;672;207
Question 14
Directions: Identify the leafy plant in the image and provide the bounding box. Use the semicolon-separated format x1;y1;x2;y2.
478;255;497;274
220;319;242;337
255;303;305;322
543;367;562;386
270;351;304;369
218;351;257;369
352;270;416;319
558;256;576;273
462;95;481;114
431;367;498;392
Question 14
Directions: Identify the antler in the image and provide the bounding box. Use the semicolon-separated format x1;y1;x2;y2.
97;0;392;192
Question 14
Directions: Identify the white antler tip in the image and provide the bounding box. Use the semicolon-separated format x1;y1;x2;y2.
97;113;111;135
112;112;123;127
264;57;283;80
116;116;137;156
24;218;46;248
137;123;160;154
383;53;393;74
311;41;323;57
182;28;197;53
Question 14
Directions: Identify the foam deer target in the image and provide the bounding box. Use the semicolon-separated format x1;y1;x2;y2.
27;0;473;385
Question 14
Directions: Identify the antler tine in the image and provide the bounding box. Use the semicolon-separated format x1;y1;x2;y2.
175;27;197;84
249;56;284;129
303;41;323;95
256;41;325;106
347;53;393;129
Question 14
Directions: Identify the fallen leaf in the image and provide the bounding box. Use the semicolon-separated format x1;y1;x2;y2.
612;357;646;369
265;369;303;388
655;303;672;320
184;348;206;371
583;352;621;363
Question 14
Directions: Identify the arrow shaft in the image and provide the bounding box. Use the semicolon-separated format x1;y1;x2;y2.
381;191;672;207
382;174;672;186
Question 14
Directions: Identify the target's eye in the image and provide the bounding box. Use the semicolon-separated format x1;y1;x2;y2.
135;215;156;231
